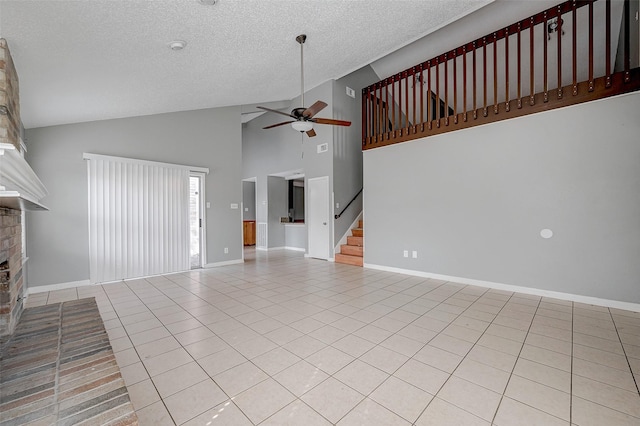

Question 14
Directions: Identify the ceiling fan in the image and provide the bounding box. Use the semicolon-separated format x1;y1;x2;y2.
257;34;351;138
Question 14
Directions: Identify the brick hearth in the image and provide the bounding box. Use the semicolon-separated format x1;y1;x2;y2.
0;298;138;425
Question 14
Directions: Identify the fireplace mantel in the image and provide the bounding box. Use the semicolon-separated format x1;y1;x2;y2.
0;143;48;211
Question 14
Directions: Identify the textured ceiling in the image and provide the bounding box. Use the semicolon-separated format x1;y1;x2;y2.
0;0;493;129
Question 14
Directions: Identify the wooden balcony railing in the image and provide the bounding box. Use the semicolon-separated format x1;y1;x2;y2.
362;0;640;150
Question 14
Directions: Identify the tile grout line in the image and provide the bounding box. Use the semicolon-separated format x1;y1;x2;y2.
52;302;63;423
607;307;640;396
394;285;514;424
107;279;182;426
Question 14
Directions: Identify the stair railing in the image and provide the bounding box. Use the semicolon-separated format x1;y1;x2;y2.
335;188;363;220
362;0;640;150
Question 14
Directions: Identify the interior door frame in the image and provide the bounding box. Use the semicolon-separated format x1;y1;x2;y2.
307;176;331;260
190;172;207;268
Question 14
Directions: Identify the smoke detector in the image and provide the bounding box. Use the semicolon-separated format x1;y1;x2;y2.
169;40;187;51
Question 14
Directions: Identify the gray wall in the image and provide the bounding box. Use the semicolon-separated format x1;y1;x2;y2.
267;176;287;248
332;65;380;241
242;81;334;252
285;224;307;250
242;180;256;221
25;106;242;287
364;92;640;303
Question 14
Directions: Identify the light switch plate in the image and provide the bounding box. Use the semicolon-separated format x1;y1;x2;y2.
230;203;238;209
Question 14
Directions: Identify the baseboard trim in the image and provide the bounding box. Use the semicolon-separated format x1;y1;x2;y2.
255;247;305;252
28;279;92;294
204;259;244;268
363;263;640;312
284;247;306;252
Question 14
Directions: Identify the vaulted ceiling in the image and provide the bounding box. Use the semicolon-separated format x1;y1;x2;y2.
0;0;497;129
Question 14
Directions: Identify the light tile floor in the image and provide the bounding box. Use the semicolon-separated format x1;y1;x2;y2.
26;249;640;425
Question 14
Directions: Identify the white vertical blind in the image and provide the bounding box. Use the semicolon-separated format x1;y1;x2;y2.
84;154;207;284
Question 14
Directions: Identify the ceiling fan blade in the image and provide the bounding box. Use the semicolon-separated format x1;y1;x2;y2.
256;106;295;119
263;121;294;129
311;118;352;127
302;101;327;118
306;128;317;137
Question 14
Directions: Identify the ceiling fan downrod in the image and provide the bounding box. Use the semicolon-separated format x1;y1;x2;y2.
296;34;307;109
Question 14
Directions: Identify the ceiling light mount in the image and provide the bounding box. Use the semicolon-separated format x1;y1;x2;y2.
198;0;217;5
168;40;187;51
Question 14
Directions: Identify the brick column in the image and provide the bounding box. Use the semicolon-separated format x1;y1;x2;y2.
0;208;23;337
0;38;21;151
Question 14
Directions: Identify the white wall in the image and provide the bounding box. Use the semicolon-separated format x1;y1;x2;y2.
364;92;640;304
25;106;242;287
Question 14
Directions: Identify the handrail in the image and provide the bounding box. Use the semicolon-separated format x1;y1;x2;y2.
335;188;363;220
362;0;640;150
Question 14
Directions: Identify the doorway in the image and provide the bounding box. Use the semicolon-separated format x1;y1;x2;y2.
307;176;330;260
189;173;206;269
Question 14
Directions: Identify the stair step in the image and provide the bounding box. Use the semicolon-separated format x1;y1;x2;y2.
358;219;363;228
341;244;363;257
351;228;363;237
347;236;363;246
335;253;364;267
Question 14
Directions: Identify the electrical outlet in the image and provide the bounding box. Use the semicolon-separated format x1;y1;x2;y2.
412;250;418;258
336;202;340;209
224;247;229;254
206;202;211;208
403;250;409;258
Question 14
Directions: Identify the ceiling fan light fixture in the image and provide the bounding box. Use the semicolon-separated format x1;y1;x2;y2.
291;121;313;132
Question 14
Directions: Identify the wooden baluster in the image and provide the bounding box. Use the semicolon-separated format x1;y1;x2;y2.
362;87;368;146
372;83;376;140
530;17;535;106
505;27;510;112
473;42;477;119
572;1;578;95
436;57;441;127
606;0;611;87
453;50;458;124
390;76;396;138
373;83;378;141
493;32;498;114
385;80;389;138
404;70;409;133
463;45;468;121
427;61;432;129
557;6;563;99
623;0;630;82
367;84;375;143
420;64;424;131
588;1;594;90
377;84;381;139
483;37;488;116
378;84;382;138
517;23;522;108
399;72;404;133
544;11;549;102
444;53;449;126
412;67;417;133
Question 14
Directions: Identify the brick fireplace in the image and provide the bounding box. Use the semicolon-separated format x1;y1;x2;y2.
0;38;43;337
0;208;23;336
